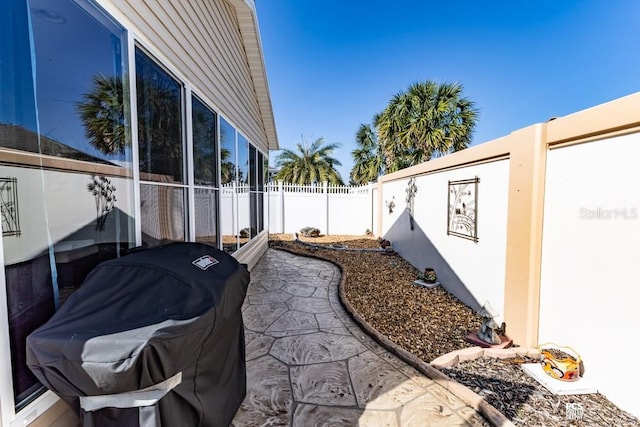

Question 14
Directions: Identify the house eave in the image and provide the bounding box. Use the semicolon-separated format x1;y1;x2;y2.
226;0;279;151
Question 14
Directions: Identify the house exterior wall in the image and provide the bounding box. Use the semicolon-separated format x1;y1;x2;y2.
105;0;270;154
0;0;275;425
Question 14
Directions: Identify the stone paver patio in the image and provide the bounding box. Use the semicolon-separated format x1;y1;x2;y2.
231;249;488;426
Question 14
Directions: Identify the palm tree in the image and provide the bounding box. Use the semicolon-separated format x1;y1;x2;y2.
349;122;383;185
275;136;344;185
377;80;478;173
76;74;126;156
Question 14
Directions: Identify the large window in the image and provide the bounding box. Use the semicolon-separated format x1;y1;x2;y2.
218;119;265;253
192;96;219;246
249;147;267;237
219;117;237;253
136;48;186;246
237;134;250;249
1;0;134;410
1;0;268;420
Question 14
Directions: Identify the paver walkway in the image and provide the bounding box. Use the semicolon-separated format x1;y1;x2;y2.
231;249;488;426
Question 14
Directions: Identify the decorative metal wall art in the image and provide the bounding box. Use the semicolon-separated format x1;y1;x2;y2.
405;178;417;230
0;177;21;237
447;177;479;242
385;196;395;214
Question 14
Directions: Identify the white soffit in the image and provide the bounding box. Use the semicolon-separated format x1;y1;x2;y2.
226;0;279;150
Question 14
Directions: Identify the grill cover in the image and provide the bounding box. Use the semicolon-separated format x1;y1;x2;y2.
26;242;249;426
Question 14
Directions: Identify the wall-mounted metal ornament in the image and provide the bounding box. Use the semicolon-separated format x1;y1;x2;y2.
405;178;417;230
385;196;396;214
447;177;479;242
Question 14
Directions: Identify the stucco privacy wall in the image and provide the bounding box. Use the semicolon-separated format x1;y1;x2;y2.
374;92;640;418
380;161;510;318
539;132;640;417
106;0;271;153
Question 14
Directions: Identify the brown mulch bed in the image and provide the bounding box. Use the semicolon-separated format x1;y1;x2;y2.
269;233;482;362
268;234;640;427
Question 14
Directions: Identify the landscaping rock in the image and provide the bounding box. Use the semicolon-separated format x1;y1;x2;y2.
299;227;321;237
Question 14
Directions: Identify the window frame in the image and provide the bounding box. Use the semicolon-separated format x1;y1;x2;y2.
0;0;134;424
190;93;220;248
134;45;189;247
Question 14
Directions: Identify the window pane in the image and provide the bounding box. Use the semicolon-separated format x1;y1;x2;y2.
219;118;236;253
257;192;264;233
257;151;265;192
194;188;218;246
192;97;217;187
250;192;257;237
219;117;236;185
220;184;236;253
249;145;257;191
140;184;186;246
237;136;249;248
237;135;249;185
136;48;184;184
1;0;134;408
26;0;128;163
237;182;249;248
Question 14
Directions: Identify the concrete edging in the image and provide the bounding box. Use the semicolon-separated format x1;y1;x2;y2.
269;245;515;427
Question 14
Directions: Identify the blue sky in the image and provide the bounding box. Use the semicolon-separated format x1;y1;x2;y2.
255;1;640;182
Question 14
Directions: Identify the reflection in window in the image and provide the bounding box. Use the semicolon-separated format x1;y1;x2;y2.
136;48;184;184
219;118;237;253
1;0;134;409
262;153;269;231
140;184;186;245
258;151;266;233
249;146;257;238
194;188;218;246
0;177;21;237
192;97;218;187
237;135;249;248
249;149;266;237
136;49;186;248
192;96;219;247
27;0;128;163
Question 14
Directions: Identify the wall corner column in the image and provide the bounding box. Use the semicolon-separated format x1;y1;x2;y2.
503;123;548;347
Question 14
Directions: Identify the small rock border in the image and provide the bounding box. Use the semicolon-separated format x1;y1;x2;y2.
431;346;542;370
292;233;387;253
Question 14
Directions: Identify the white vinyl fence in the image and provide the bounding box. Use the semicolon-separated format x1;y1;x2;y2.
267;181;375;235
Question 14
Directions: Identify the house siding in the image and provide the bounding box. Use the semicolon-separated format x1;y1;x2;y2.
109;0;269;154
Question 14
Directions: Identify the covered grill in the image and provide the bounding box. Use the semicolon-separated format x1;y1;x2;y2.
27;242;249;426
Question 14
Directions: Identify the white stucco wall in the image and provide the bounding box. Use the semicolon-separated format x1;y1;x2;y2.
381;160;510;317
539;132;640;417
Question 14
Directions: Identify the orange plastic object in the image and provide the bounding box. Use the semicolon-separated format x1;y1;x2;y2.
539;343;582;382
